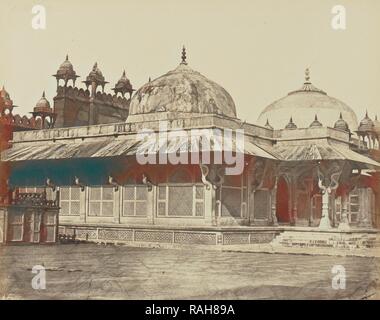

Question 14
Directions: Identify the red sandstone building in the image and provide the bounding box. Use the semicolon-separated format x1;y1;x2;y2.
1;51;380;247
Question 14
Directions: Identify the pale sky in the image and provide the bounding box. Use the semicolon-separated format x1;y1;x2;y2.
0;0;379;124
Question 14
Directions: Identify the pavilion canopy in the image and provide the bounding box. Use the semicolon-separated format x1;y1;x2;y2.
271;143;380;168
2;137;380;187
1;135;277;161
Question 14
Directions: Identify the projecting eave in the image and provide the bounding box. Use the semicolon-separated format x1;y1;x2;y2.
2;128;277;162
269;141;380;169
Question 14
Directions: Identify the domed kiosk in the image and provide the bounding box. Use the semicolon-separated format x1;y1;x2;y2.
258;69;358;130
128;47;237;121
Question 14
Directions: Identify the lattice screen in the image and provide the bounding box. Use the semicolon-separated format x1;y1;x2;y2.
221;187;242;218
89;186;114;217
254;190;270;219
349;189;359;223
158;184;205;217
9;214;23;241
60;187;81;216
123;186;149;216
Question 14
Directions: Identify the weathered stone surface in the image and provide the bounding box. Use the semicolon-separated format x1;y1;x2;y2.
129;64;237;118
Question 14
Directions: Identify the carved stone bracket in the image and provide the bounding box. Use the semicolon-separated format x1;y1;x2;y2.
249;158;276;192
199;164;225;190
317;161;343;230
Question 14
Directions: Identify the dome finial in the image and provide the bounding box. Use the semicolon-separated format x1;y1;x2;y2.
305;68;310;83
334;112;349;132
42;91;45;98
265;118;273;130
285;116;297;129
66;54;69;61
310;114;322;128
181;45;187;65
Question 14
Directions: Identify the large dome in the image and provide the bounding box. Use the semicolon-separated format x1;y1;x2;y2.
129;60;236;118
258;69;358;130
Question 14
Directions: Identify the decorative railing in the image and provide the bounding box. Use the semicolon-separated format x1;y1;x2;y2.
11;192;58;207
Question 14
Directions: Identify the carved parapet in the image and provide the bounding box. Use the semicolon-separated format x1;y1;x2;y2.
0;112;42;130
55;85;130;110
11;192;59;208
55;85;90;100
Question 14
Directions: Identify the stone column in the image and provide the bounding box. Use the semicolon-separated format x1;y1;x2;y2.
204;184;215;226
149;185;156;225
308;198;314;227
113;186;121;224
270;177;278;226
291;178;297;225
82;187;88;223
88;81;97;125
319;189;332;230
0;208;5;243
317;165;342;230
338;192;350;231
358;188;373;228
249;189;255;225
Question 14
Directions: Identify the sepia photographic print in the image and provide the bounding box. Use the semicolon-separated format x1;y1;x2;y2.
0;0;380;307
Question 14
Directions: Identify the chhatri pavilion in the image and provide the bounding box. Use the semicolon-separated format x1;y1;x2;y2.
0;48;379;246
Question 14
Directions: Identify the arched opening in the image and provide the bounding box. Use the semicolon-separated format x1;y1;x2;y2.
276;176;290;223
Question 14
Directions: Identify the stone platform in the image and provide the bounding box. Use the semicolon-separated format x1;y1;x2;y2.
58;223;281;246
58;224;380;256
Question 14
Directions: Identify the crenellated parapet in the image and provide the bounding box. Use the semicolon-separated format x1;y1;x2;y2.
0;114;42;130
55;85;90;100
52;58;133;127
0;87;45;131
55;85;130;109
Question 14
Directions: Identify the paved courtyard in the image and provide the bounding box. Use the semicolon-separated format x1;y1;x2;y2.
0;244;379;299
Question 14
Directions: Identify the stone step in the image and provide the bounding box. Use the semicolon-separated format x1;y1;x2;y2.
271;231;380;249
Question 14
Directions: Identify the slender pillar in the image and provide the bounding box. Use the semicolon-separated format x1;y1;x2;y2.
358;188;373;228
270;177;278;226
204;184;215;226
308;196;314;227
338;192;350;230
291;178;298;225
81;187;87;223
319;189;332;230
88;81;97;125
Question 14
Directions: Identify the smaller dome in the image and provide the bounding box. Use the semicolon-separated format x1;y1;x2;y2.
285;117;297;130
358;111;374;132
54;55;79;83
84;62;108;89
112;70;134;97
264;119;273;130
87;63;104;82
34;91;52;113
58;55;74;73
334;112;349;132
309;114;322;128
0;86;13;107
1;86;10;100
